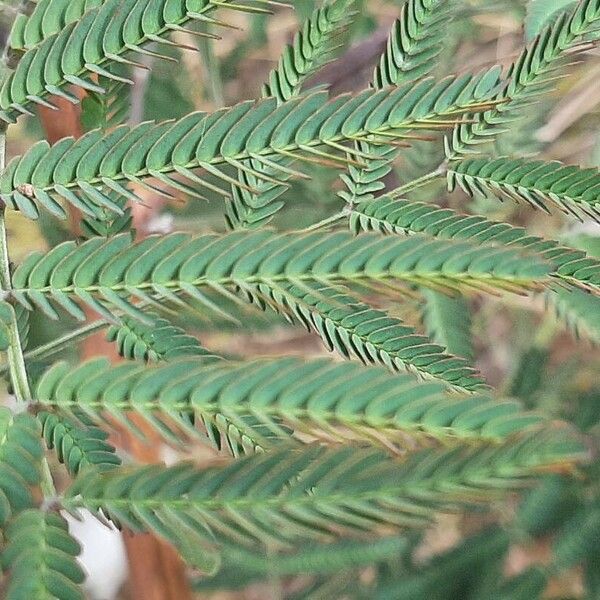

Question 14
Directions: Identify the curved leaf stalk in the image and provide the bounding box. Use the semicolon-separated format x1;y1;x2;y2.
241;281;486;391
0;127;30;401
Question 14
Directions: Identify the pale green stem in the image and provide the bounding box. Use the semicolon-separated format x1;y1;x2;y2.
391;163;447;197
0;319;109;378
0;127;31;401
303;210;349;232
40;456;57;500
198;32;224;107
0;296;161;378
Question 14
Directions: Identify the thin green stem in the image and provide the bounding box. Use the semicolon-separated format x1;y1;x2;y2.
303;210;349;232
198;32;224;107
0;320;108;378
40;456;57;500
0;295;163;378
391;163;447;197
0;127;31;401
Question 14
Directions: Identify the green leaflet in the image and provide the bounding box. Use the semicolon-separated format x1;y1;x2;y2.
0;69;502;219
525;0;577;42
548;288;600;343
38;411;121;476
35;356;543;448
422;290;473;362
244;282;485;391
0;301;12;351
1;510;85;600
0;408;42;526
448;157;600;223
350;196;600;294
0;0;272;122
106;314;218;362
9;0;106;52
62;432;586;552
9;231;552;322
448;0;600;156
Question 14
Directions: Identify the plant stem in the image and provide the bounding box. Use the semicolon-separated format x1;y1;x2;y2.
391;163;447;197
303;210;349;231
0;295;162;378
40;456;57;500
198;32;224;107
0;127;31;401
0;320;109;378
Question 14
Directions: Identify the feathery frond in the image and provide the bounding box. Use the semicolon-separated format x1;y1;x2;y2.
1;509;85;600
548;288;600;342
9;231;552;322
350;196;600;294
374;0;455;88
0;70;502;219
35;356;543;448
448;157;600;223
229;0;355;229
373;527;509;600
262;0;355;102
0;408;42;525
106;314;218;362
219;536;409;581
0;0;274;122
243;282;485;391
340;0;460;207
194;535;409;592
38;411;121;476
63;431;585;553
448;1;600;156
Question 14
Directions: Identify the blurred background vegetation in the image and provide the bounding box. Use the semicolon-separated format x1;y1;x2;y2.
0;0;599;598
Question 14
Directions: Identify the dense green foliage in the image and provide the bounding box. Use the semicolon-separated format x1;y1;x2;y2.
0;0;598;598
